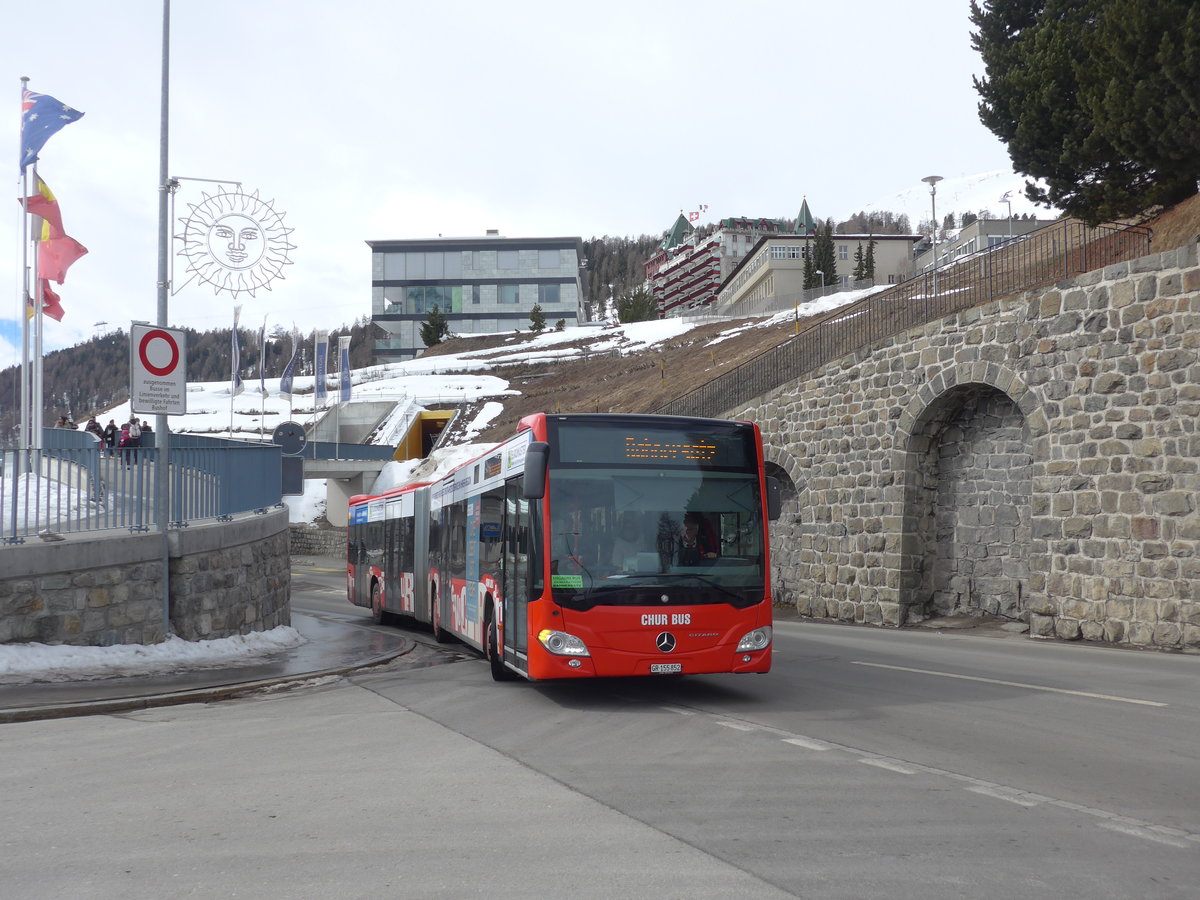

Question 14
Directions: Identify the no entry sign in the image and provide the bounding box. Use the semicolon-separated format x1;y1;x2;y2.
130;323;187;415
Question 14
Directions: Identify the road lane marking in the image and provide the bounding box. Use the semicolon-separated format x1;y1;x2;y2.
716;720;755;731
851;661;1168;707
1098;821;1193;849
782;736;835;751
967;785;1044;807
654;699;1198;849
660;705;696;716
860;757;918;775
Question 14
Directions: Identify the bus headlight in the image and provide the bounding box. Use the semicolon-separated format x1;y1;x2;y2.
538;629;591;657
736;626;772;652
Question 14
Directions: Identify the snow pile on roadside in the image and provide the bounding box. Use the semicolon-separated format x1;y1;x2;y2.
0;626;306;684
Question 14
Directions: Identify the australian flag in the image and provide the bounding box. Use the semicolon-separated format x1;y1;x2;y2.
20;90;85;172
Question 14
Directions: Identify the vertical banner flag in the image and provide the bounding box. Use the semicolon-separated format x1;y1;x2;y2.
314;330;329;405
258;317;269;398
278;328;302;401
231;305;244;397
338;335;352;403
20;90;85;172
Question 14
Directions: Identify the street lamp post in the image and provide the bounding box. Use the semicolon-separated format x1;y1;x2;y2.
1000;191;1013;242
922;175;943;297
814;269;825;295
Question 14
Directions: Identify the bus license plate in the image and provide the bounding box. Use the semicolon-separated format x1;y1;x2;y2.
650;663;682;674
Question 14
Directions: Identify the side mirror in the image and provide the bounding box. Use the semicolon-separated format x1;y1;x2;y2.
765;476;782;521
524;442;549;499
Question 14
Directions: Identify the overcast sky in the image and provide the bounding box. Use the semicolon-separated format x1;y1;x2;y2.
1;0;1020;369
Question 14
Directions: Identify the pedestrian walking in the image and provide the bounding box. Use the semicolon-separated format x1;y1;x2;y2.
84;416;104;446
127;417;142;464
102;419;118;456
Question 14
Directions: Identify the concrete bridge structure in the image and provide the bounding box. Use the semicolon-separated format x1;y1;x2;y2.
705;241;1199;651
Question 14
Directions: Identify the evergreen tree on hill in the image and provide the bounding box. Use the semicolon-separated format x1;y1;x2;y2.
529;303;547;334
971;0;1200;223
420;305;451;347
807;222;837;289
617;288;659;323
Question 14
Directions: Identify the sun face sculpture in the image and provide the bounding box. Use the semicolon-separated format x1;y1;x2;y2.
176;189;295;298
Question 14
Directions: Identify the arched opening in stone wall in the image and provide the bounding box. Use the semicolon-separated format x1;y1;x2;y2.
901;384;1032;622
764;460;797;509
763;459;803;611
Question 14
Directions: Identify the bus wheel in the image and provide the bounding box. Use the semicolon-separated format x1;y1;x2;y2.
430;594;450;644
488;617;513;682
370;583;390;627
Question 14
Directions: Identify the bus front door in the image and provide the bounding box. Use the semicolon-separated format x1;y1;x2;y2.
502;482;530;668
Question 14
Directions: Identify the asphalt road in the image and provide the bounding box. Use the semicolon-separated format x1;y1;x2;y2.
2;560;1196;899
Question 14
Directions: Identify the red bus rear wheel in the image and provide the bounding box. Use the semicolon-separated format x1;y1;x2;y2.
488;616;513;682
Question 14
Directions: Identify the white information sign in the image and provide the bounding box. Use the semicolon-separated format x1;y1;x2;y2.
130;323;188;416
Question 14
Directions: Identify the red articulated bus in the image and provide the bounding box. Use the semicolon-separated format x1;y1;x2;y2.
347;412;781;681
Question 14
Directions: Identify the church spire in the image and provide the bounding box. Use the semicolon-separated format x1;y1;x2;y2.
796;198;816;235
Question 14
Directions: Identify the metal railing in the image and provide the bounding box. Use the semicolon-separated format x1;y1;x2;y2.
1;432;283;543
657;219;1152;418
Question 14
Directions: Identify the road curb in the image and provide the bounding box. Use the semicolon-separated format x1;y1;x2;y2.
0;641;415;725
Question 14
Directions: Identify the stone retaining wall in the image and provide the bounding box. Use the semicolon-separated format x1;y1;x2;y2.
0;508;290;646
732;241;1199;652
289;523;346;559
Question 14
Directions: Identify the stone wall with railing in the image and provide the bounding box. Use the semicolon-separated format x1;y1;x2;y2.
731;241;1199;652
0;508;290;646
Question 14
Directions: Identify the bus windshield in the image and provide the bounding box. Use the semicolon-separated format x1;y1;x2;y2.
543;467;766;610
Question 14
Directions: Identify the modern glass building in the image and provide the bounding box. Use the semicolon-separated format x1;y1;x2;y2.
368;232;588;362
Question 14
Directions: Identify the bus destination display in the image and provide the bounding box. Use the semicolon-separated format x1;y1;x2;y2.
554;422;752;468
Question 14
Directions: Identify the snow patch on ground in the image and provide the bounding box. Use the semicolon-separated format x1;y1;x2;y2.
0;626;306;684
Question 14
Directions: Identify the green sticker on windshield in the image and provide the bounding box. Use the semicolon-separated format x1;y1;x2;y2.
552;574;584;588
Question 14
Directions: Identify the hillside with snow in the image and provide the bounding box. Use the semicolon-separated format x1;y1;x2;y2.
843;170;1057;228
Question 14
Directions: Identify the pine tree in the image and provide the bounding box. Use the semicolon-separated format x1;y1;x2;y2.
865;238;877;283
807;222;837;289
971;0;1200;222
420;305;451;347
617;288;659;323
529;303;547;334
852;244;866;282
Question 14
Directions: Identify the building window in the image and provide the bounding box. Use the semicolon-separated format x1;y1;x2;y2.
498;250;519;270
538;283;560;304
425;253;444;279
838;245;848;260
499;284;520;304
382;253;405;279
382;286;404;311
406;253;425;279
444;252;462;278
472;284;481;304
538;249;560;269
405;285;427;314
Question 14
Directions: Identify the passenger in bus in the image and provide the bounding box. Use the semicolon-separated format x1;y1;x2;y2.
678;512;719;565
610;513;645;570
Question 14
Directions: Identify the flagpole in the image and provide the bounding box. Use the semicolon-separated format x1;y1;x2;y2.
156;0;172;637
18;77;30;450
31;162;45;446
259;315;267;442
